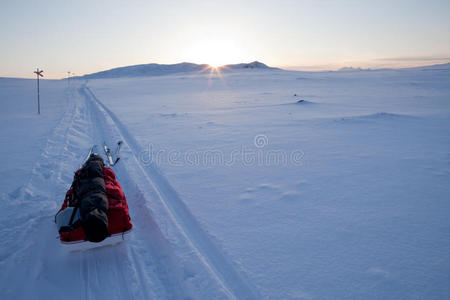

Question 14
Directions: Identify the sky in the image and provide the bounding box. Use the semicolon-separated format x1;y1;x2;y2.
1;0;449;78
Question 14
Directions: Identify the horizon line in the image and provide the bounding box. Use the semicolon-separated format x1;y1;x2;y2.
2;60;449;80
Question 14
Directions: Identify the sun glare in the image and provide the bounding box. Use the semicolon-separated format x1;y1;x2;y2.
183;38;242;68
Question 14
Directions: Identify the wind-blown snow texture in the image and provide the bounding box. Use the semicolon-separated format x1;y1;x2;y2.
0;66;449;299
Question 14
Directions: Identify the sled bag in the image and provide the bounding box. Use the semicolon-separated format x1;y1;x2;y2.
56;154;132;243
77;154;109;242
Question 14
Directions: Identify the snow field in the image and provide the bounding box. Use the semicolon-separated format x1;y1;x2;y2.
1;66;449;299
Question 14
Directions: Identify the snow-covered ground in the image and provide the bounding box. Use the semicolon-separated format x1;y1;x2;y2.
0;66;449;299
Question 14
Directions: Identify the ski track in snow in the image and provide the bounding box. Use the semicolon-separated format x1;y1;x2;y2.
82;84;259;299
82;85;188;299
1;85;182;299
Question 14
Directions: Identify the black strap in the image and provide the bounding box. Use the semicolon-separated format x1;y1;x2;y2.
59;220;82;233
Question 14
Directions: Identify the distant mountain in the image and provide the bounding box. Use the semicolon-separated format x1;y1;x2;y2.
338;67;372;72
221;61;277;70
79;62;209;79
401;62;450;71
337;62;450;72
77;61;278;79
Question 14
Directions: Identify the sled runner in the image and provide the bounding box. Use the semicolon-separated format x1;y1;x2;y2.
55;146;132;251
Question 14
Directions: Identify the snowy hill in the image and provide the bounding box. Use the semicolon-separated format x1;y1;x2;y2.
402;62;450;71
338;66;372;72
221;61;277;70
80;62;210;79
78;61;277;79
337;62;450;72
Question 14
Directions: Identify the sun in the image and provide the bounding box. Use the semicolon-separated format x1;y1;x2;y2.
209;63;221;69
183;38;242;67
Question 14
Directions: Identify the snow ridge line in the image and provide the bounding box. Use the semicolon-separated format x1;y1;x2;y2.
83;85;259;299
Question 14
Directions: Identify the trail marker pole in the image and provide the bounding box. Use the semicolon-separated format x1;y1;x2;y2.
33;68;44;114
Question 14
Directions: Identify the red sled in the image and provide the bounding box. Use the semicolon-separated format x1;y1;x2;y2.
56;163;132;251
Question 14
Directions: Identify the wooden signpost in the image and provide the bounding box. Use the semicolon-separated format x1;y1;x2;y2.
33;68;44;114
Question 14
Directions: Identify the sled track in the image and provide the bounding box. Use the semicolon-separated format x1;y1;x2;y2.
82;85;258;299
82;87;186;299
1;86;143;300
48;87;137;300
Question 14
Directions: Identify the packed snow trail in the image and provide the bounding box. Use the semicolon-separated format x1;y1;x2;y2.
82;84;259;299
81;85;189;299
